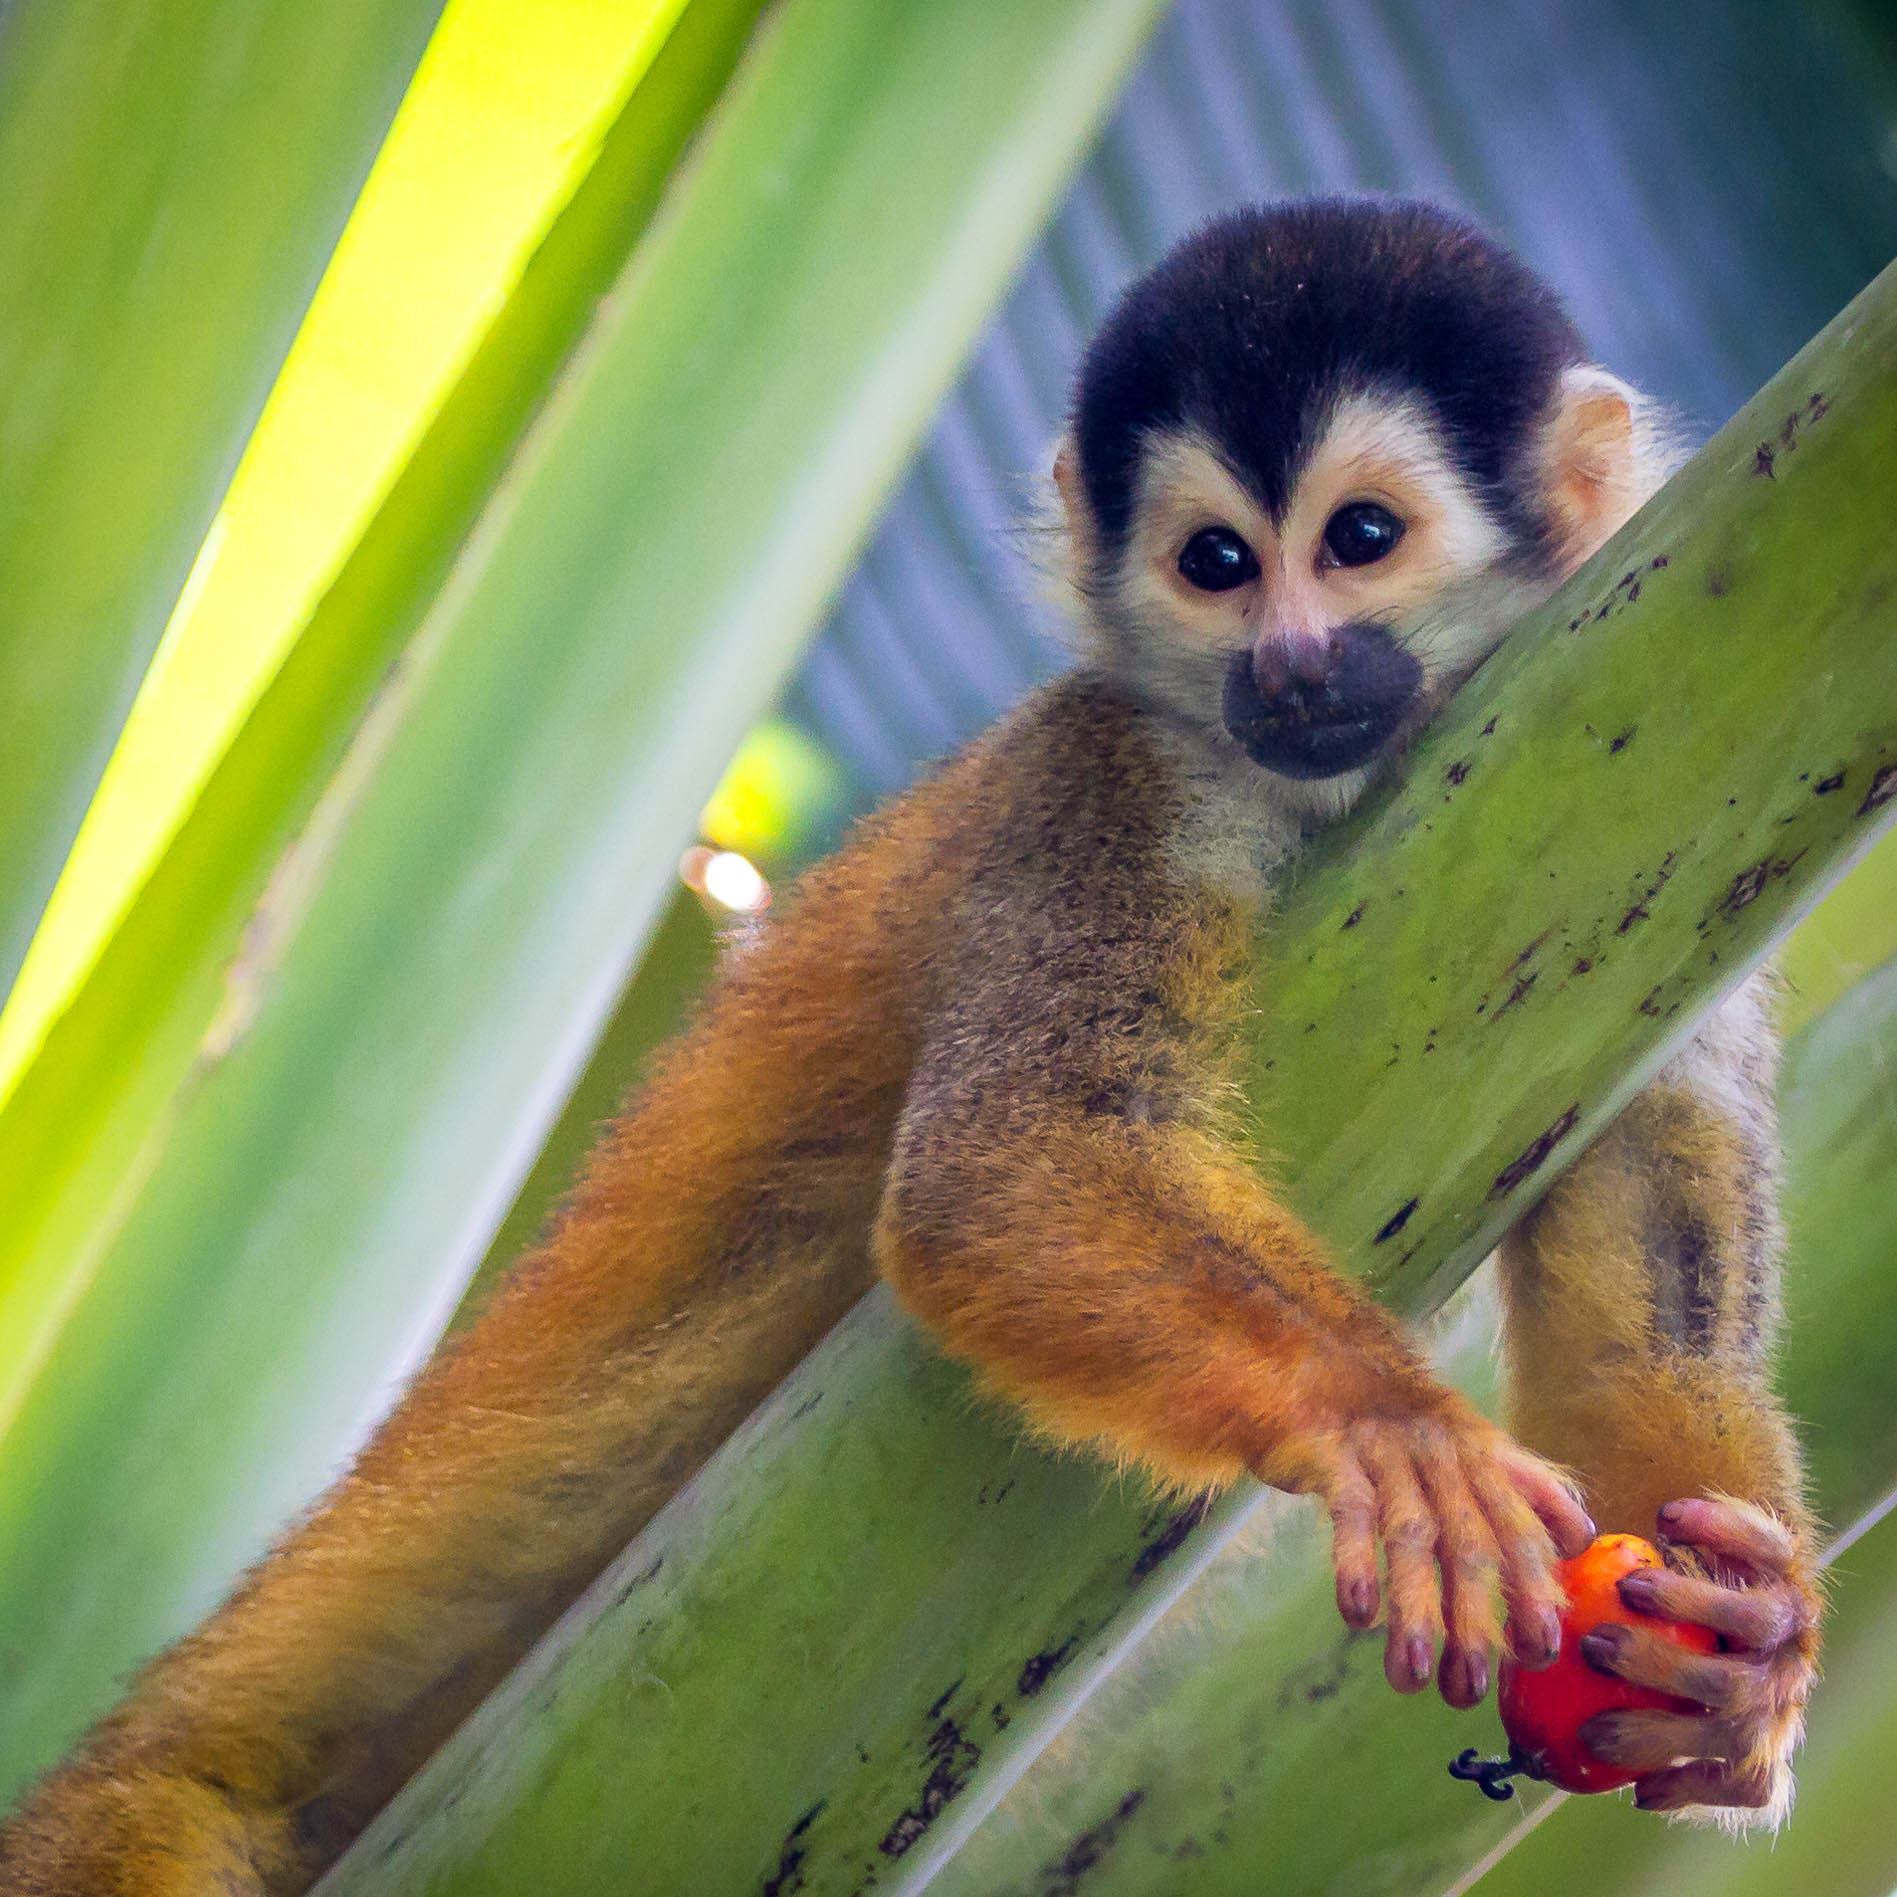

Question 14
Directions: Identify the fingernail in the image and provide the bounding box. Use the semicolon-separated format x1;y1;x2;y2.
1407;1634;1434;1687
1438;1649;1465;1704
1580;1627;1624;1671
1532;1606;1562;1665
1634;1785;1671;1812
1464;1651;1489;1704
1340;1576;1376;1626
1619;1570;1659;1608
1658;1500;1688;1528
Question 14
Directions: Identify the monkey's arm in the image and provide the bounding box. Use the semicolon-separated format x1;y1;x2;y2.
874;754;1590;1709
1498;974;1819;1824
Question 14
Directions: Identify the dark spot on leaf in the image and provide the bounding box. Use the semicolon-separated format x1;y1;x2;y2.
1722;862;1769;913
1018;1636;1080;1697
1651;554;1669;569
764;1803;826;1897
1129;1494;1212;1583
1618;851;1676;933
1036;1789;1147;1896
610;1556;664;1608
1753;442;1776;478
1445;759;1471;786
1490;1106;1579;1200
1814;772;1845;795
1481;716;1497;736
1492;973;1537;1020
1276;1628;1372;1709
1342;901;1366;930
1572;957;1593;975
1639;986;1666;1017
1508;931;1550;975
1375;1198;1419;1244
1608;728;1634;754
1807;391;1830;422
878;1711;981;1859
1719;849;1808;918
1859;763;1897;817
1707;567;1732;598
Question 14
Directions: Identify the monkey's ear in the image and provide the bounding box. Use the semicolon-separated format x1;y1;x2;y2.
1540;365;1641;570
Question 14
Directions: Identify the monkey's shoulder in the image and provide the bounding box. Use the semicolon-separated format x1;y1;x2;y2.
747;670;1266;1037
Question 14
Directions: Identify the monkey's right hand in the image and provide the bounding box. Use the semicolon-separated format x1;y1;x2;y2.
1266;1403;1594;1710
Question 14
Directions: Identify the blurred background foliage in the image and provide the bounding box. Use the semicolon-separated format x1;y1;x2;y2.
0;0;1893;1889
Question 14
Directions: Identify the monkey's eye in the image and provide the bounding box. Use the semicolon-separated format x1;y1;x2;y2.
1177;526;1260;592
1322;502;1405;568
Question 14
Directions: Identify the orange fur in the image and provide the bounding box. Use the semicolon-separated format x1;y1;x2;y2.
1500;1082;1806;1538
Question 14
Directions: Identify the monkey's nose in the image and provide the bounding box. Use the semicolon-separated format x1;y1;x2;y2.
1250;629;1335;696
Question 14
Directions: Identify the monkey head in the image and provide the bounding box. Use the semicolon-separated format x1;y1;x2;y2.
1052;200;1654;822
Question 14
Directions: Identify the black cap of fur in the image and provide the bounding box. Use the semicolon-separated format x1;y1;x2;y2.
1073;200;1586;556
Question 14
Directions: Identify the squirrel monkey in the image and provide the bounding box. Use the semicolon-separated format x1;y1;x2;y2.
0;200;1819;1892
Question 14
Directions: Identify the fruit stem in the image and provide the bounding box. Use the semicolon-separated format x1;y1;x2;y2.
1448;1743;1549;1802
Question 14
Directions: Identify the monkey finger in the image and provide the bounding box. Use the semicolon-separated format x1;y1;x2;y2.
1632;1759;1777;1814
1323;1451;1382;1630
1617;1566;1811;1654
1579;1708;1729;1771
1578;1622;1745;1710
1496;1445;1594;1557
1462;1454;1562;1668
1657;1497;1798;1582
1363;1432;1441;1694
1413;1436;1499;1707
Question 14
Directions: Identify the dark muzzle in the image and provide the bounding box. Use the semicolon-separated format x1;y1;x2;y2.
1221;622;1423;780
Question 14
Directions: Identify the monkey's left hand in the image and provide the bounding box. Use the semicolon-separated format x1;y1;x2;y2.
1573;1497;1820;1823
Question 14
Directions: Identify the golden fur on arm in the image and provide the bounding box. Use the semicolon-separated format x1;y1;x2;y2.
1498;973;1818;1824
875;678;1457;1489
875;677;1594;1716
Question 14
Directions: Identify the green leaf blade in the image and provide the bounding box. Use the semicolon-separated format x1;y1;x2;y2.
0;0;446;991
